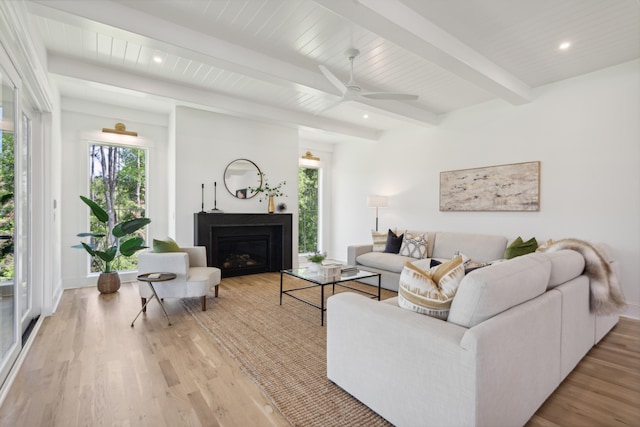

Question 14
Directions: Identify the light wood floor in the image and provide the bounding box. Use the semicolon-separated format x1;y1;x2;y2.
1;278;639;426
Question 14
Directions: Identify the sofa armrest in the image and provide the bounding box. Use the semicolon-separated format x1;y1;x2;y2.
347;244;373;265
180;246;207;267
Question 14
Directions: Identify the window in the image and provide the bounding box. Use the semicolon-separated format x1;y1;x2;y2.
298;167;319;254
88;144;147;272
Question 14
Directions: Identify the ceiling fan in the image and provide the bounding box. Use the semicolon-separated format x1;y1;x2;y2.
318;48;419;109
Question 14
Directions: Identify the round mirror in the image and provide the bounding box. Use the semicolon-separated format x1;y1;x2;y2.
224;159;262;199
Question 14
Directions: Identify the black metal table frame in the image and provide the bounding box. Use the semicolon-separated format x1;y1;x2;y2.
280;269;382;326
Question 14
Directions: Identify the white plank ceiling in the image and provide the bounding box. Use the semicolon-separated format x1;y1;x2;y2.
24;0;640;142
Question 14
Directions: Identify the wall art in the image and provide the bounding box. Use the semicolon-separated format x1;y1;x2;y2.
440;161;540;211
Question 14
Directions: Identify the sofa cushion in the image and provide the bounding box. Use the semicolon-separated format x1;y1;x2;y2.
543;250;585;289
384;229;403;253
399;231;428;259
356;252;415;273
371;230;387;252
398;256;465;319
447;253;552;328
504;236;538;259
432;232;507;263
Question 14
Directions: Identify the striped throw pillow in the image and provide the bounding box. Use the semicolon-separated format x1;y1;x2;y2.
398;256;465;319
371;230;387;252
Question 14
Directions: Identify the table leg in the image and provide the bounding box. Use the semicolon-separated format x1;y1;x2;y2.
321;283;325;326
280;272;283;305
378;274;381;301
131;294;156;327
148;282;172;326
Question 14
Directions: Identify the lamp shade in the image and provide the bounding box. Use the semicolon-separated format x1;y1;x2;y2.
367;195;388;208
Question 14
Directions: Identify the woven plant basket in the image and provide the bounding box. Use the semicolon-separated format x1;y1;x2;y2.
97;272;121;294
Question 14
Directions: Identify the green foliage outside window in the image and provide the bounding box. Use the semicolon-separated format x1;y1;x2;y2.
0;132;15;280
88;144;147;272
298;167;319;254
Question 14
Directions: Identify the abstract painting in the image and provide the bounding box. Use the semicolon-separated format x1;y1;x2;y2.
440;161;540;211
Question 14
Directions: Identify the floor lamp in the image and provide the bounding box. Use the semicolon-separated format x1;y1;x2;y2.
367;195;388;231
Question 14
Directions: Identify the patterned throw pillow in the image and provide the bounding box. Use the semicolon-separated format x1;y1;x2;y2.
398;256;465;319
399;231;428;259
371;230;387;252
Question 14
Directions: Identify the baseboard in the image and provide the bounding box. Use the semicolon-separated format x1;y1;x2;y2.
0;315;45;408
621;302;640;320
51;283;64;314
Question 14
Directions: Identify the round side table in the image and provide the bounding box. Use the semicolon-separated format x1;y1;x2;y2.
131;272;177;327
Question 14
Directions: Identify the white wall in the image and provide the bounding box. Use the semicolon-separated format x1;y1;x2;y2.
44;84;63;313
332;60;640;318
60;99;169;288
173;107;300;257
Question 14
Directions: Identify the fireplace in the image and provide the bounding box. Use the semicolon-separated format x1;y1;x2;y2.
195;213;293;277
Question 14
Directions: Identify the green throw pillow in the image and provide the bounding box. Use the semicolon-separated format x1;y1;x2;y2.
504;236;538;259
152;237;181;253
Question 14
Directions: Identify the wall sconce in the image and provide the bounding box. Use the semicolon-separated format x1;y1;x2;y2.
367;195;388;231
301;151;320;161
102;122;138;137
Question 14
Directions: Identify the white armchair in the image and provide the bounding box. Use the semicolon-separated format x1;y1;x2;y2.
137;246;221;311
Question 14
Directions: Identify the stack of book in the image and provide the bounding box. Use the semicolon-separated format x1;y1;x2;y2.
341;265;358;275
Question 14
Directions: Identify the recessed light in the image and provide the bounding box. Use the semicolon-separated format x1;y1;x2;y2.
153;55;163;64
363;114;369;119
558;41;571;50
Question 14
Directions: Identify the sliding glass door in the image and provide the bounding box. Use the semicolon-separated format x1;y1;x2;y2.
0;64;18;386
18;111;32;332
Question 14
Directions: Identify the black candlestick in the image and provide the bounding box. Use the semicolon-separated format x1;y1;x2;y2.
211;181;223;213
200;183;205;213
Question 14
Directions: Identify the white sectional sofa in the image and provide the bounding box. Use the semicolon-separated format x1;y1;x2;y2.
348;231;509;291
331;232;620;427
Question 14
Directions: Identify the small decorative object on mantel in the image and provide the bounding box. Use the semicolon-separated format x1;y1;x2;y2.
247;172;287;214
210;181;223;213
199;183;206;213
277;202;287;212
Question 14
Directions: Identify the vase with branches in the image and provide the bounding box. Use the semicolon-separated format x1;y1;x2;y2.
248;172;287;213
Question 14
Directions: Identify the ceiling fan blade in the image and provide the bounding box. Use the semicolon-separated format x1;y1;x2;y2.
361;92;419;101
319;65;347;93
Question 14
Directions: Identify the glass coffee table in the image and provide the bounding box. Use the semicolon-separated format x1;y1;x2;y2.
280;267;381;326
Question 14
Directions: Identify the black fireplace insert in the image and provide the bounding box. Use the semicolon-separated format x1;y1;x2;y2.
195;213;293;277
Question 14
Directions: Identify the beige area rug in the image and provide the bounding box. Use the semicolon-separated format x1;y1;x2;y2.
181;272;396;427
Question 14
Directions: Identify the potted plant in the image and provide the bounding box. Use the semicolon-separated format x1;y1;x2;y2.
247;172;287;213
307;250;326;272
74;195;151;293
